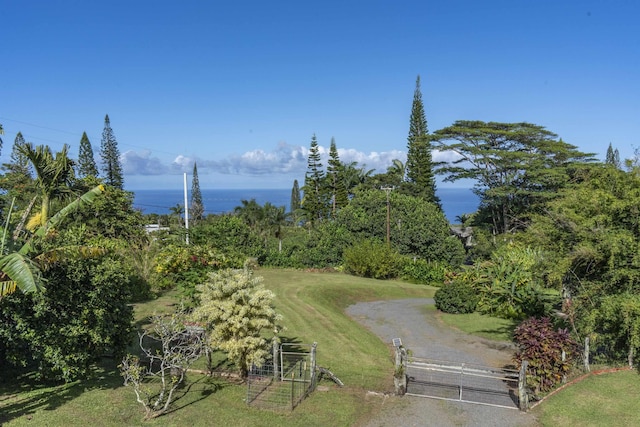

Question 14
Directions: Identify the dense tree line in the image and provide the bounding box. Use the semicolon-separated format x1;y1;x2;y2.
2;70;638;395
0;117;138;381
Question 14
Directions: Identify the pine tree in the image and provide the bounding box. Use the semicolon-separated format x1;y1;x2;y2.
78;131;99;178
404;75;439;206
327;137;348;216
0;132;33;203
190;162;204;223
301;134;327;225
7;132;31;176
290;179;300;224
605;143;621;169
100;114;124;189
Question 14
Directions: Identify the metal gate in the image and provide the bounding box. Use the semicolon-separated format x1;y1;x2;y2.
405;357;521;409
246;342;317;411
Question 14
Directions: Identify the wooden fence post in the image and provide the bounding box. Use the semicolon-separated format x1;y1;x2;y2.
584;337;590;372
518;360;529;411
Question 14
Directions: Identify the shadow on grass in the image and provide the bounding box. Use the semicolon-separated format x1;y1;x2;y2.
278;335;310;354
163;374;228;415
0;361;124;425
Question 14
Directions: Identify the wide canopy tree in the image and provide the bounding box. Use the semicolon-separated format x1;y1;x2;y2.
430;121;595;234
336;188;465;265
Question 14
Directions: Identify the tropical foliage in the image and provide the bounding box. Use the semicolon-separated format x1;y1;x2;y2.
0;249;134;381
336;189;464;265
513;317;579;394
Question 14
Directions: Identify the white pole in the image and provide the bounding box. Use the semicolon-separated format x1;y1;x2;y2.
183;172;189;245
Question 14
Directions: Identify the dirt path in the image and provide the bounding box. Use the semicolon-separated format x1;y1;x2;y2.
346;298;540;427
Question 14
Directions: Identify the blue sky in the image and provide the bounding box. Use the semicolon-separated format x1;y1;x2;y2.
2;1;638;190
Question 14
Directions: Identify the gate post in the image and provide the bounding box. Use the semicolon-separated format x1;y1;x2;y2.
518;360;529;411
310;342;318;390
273;338;280;380
394;346;407;395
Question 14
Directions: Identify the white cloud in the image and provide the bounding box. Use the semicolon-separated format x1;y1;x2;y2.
121;142;461;177
433;149;463;163
121;150;169;175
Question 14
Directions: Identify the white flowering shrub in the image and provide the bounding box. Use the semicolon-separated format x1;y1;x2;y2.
191;266;283;378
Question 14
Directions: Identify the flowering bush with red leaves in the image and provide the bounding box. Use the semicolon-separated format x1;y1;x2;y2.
513;317;579;393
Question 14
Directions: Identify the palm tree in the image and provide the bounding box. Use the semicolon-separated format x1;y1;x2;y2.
342;162;375;197
17;143;75;227
0;185;105;299
169;204;184;226
261;202;287;251
387;159;406;183
234;199;263;231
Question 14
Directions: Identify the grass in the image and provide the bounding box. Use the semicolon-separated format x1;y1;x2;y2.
534;369;640;426
435;310;518;342
0;269;436;427
3;269;637;426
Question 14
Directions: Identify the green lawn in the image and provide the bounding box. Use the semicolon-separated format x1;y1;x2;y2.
0;269;435;427
534;369;640;427
435;309;518;342
2;269;636;426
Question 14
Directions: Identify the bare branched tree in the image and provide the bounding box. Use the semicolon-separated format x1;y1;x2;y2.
120;310;207;420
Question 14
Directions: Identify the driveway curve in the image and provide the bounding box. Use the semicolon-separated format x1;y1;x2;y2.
346;298;540;427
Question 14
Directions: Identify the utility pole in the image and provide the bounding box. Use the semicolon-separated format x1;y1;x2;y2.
183;173;190;245
381;186;393;246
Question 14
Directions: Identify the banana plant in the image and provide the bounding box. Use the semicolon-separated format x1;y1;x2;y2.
0;184;105;299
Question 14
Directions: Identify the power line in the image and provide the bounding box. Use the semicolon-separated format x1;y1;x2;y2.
0;116;182;159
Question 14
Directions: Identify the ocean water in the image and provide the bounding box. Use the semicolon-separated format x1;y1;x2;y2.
132;187;479;224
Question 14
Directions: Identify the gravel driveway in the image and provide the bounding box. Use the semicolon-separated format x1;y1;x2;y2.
346;298;540;427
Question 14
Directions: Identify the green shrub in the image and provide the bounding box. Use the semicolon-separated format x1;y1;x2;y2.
434;280;479;314
400;257;448;285
153;243;245;305
474;244;552;320
262;248;303;268
0;254;133;382
343;239;401;279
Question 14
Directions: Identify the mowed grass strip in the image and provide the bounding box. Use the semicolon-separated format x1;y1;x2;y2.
535;369;640;427
259;268;437;390
434;309;518;342
0;269;435;427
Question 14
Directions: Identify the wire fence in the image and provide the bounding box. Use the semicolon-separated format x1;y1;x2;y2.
246;342;317;411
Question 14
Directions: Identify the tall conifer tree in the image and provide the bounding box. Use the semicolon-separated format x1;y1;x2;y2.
190;162;204;222
7;132;31;176
100;114;124;189
78;131;98;178
404;75;439;206
327;137;348;216
605;143;621;169
290;179;300;224
302;134;326;224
